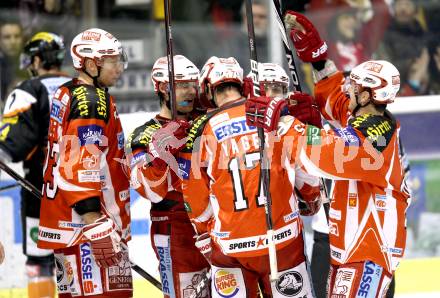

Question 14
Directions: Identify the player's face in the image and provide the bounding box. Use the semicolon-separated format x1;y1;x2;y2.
348;80;361;112
175;81;197;113
98;56;125;87
264;82;286;98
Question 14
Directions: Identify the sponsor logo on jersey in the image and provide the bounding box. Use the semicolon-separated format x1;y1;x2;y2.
72;86;90;116
375;194;387;211
50;100;65;123
307;125;321;145
58;221;86;229
117;132;124;149
78;170;100;183
39;229;61;240
55;256;64;284
80;242;102;295
77;125;104;146
95;88;107;119
212;117;256;142
181;270;210;298
186;114;208;150
283;211;299;223
357;261;382;297
275;271;303;296
348;193;357;208
177;157;191;180
331;249;342;260
212;231;230;238
329;208;341;220
333;268;355;297
30;227;39;243
130;152;147;168
157;238;175;297
334;126;360;146
329;221;339;236
107;257;132;291
381;245;403;256
366;120;392;143
214;269;240;297
226;226;293;252
119;189;129;201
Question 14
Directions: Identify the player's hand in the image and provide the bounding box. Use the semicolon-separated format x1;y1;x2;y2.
83;216;122;268
298;197;321;216
245;96;288;132
149;120;190;169
284;11;328;63
194;233;212;264
0;241;4;265
287;92;322;128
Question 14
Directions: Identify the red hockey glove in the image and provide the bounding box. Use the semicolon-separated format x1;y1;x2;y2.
194;233;212;264
287;92;322;128
284;11;328;63
245;96;288;132
242;77;266;98
149;120;190;169
83;216;122;268
298;197;322;216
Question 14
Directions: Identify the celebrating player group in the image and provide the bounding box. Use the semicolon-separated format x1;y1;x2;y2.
0;2;410;298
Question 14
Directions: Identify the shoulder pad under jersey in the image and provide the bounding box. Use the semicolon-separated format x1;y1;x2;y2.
68;84;110;122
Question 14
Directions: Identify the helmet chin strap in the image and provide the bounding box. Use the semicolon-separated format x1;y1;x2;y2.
83;63;103;88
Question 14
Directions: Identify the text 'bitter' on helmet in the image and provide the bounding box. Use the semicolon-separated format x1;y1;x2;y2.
151;55;200;94
70;28;127;71
350;60;400;104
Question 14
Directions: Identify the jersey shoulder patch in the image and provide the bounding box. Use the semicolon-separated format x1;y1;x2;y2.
68;84;110;122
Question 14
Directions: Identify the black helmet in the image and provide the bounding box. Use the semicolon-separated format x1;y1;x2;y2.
20;32;65;70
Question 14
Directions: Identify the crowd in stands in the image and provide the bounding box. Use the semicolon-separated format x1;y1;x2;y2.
1;0;440;106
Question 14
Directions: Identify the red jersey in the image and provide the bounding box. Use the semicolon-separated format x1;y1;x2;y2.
296;71;410;273
38;79;130;249
180;99;320;258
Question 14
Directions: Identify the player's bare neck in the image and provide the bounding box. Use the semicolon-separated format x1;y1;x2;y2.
77;72;94;86
159;105;187;121
215;90;242;108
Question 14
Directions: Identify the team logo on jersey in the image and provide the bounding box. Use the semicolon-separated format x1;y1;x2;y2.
275;271;303;296
77;125;104;146
214;269;240;297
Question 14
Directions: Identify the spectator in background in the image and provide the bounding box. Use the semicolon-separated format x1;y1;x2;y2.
0;20;25;103
0;241;4;265
218;0;269;73
326;0;389;72
427;35;440;95
374;0;429;96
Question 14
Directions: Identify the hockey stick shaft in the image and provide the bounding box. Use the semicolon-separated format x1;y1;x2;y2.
245;0;278;281
163;0;177;120
0;183;20;192
270;0;330;220
0;159;162;289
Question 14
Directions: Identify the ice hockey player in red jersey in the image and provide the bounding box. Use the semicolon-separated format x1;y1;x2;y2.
245;11;411;297
180;56;321;297
38;28;132;298
127;55;210;298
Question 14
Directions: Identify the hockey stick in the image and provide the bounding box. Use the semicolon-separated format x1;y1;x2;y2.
270;0;330;220
0;182;20;192
163;0;177;120
244;0;278;282
0;159;162;290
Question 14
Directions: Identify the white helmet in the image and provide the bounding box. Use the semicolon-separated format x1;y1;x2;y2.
70;28;127;70
199;56;243;93
256;62;289;88
350;60;400;104
151;55;199;93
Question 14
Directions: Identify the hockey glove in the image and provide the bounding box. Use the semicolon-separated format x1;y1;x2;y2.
194;233;212;264
245;96;288;132
287;92;322;128
284;11;328;63
82;216;122;268
298;197;322;216
242;77;266;98
149;120;190;169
